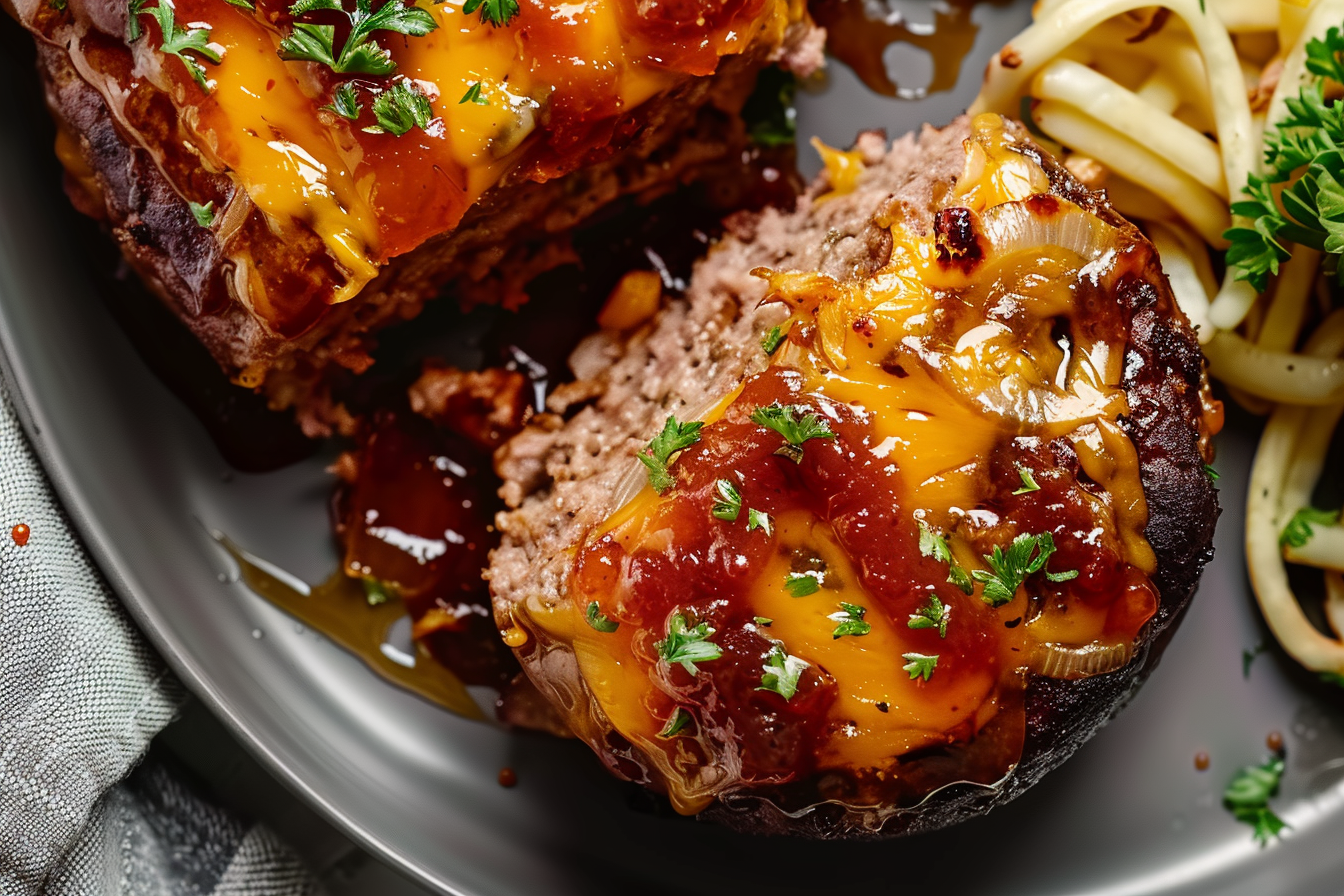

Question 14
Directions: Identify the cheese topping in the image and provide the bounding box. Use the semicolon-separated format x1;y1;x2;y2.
517;114;1169;816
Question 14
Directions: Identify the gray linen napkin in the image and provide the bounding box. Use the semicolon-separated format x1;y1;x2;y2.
0;384;319;896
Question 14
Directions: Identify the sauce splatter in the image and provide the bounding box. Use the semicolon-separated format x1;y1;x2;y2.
11;524;30;546
498;767;518;788
1194;751;1210;771
1266;730;1285;754
811;0;1012;99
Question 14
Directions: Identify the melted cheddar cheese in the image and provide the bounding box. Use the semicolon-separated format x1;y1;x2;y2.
515;115;1173;817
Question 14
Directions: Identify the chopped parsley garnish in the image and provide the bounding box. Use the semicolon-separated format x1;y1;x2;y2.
753;616;773;627
323;82;362;120
750;402;836;463
127;0;222;91
585;601;619;633
1243;642;1266;678
785;572;820;598
756;643;807;699
459;81;488;105
658;707;691;738
917;520;973;595
741;65;797;149
711;479;742;522
761;323;789;355
1012;467;1040;495
363;80;434;136
1204;463;1220;482
223;0;255;9
50;0;67;11
278;0;438;76
1280;506;1339;549
188;200;215;228
1321;671;1344;688
362;576;390;606
462;0;519;27
1223;755;1290;846
1225;26;1344;290
902;652;938;682
656;613;722;674
972;531;1075;607
639;415;703;494
746;508;773;535
829;602;871;639
908;594;949;638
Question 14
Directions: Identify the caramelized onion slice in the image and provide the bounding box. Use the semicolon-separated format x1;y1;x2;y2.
979;198;1119;263
1030;640;1134;679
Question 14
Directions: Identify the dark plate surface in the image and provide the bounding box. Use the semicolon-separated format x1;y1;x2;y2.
3;3;1344;893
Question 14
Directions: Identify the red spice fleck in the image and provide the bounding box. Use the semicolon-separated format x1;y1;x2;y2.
498;767;518;788
11;524;30;546
1267;730;1285;753
852;315;876;337
1194;751;1210;772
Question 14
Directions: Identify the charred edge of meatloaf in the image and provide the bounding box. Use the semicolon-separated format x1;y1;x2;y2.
698;123;1219;839
30;22;819;436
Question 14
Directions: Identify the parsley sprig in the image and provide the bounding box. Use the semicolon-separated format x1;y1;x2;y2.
585;601;619;633
1280;506;1340;548
127;0;222;91
363;80;434;136
757;643;808;699
1223;755;1290;846
1226;27;1344;290
1012;467;1040;495
323;82;362;119
711;479;742;521
462;0;518;27
902;652;938;681
829;602;871;639
460;81;489;105
278;0;438;76
639;415;703;494
750;402;836;463
188;201;215;228
658;707;692;738
917;520;973;595
785;572;820;598
972;531;1077;607
656;613;722;675
908;594;949;638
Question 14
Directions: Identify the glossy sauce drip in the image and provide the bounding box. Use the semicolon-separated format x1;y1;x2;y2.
520;115;1163;815
811;0;1006;99
11;524;31;546
214;533;485;718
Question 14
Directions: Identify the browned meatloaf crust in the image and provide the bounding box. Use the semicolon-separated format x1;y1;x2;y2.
16;0;821;436
488;116;1220;837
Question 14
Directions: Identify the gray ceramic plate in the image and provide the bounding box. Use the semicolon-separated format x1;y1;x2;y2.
3;3;1344;894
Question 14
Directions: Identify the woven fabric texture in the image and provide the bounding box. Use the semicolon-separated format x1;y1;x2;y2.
0;384;319;896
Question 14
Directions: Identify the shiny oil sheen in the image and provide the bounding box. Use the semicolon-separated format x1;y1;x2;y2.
518;115;1172;816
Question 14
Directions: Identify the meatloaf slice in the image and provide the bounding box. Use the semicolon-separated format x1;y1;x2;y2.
10;0;820;435
489;113;1221;837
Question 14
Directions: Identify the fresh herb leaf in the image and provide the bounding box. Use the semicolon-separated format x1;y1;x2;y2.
658;707;691;738
1320;671;1344;688
746;508;773;535
750;402;836;463
1204;463;1220;482
638;415;703;494
49;0;67;11
1243;642;1266;678
459;81;488;105
656;613;722;675
902;652;938;681
917;520;973;595
462;0;518;27
761;323;789;355
1012;467;1040;495
223;0;255;9
1224;756;1290;846
972;531;1061;607
129;0;223;90
785;572;820;598
908;594;949;638
323;82;362;119
829;602;871;639
1226;28;1344;290
756;643;807;699
362;576;391;606
585;601;619;633
364;80;434;136
753;616;773;627
711;479;742;522
1045;568;1080;582
1280;506;1340;548
188;200;215;228
279;0;438;76
741;65;797;149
